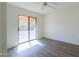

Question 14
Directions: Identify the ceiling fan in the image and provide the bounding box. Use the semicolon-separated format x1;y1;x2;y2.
41;2;59;10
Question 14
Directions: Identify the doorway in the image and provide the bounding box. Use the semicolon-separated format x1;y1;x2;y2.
18;16;37;44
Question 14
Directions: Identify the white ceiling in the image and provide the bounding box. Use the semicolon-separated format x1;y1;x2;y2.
7;2;79;15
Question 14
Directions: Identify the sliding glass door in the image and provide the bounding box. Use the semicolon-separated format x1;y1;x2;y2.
18;16;37;44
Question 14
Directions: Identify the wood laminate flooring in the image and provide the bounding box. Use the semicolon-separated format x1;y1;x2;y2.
7;38;79;57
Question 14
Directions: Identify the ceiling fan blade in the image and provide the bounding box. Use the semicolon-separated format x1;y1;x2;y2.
47;4;56;9
41;3;46;10
50;2;59;6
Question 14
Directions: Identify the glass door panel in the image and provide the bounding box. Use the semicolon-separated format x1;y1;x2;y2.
19;16;28;43
29;17;37;41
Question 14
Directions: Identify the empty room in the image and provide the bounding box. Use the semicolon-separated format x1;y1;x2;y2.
0;2;79;57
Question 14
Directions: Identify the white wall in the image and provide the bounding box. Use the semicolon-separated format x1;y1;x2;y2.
44;7;79;45
7;4;44;49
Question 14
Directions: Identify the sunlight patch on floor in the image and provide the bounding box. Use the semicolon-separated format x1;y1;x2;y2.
30;40;44;46
17;40;44;53
17;42;30;53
